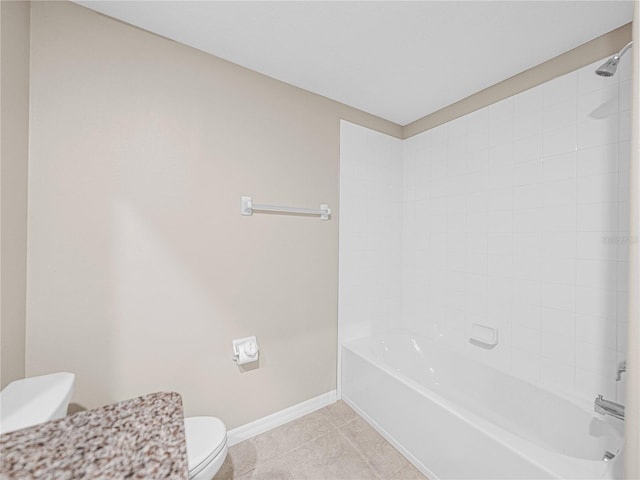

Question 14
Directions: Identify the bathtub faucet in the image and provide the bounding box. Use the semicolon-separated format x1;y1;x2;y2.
616;360;626;381
594;395;624;421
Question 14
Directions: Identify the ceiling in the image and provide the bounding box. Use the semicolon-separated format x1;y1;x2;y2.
74;1;633;126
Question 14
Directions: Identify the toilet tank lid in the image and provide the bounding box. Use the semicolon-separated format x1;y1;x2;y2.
0;372;75;434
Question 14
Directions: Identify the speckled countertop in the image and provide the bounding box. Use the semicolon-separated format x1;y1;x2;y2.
0;392;188;479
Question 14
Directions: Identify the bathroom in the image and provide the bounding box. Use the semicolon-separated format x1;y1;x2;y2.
0;1;638;479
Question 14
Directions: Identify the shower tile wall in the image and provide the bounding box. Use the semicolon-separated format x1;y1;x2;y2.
402;58;631;402
339;121;403;343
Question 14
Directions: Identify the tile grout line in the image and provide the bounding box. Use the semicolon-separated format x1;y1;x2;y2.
236;409;346;478
334;420;407;480
279;415;375;480
336;427;380;479
224;403;417;480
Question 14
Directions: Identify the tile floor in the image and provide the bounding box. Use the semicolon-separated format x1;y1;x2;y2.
213;401;428;480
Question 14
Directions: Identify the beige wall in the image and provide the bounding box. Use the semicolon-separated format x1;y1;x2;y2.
1;0;30;389
404;23;633;139
25;1;399;428
625;3;639;478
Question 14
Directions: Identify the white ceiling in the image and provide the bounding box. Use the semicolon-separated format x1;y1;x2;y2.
75;1;633;126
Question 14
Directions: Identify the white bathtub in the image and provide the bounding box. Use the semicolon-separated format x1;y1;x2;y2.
341;332;624;480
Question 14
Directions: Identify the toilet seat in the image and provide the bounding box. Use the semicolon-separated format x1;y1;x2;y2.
184;416;227;479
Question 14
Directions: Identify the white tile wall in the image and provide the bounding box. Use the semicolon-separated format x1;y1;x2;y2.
338;121;403;343
402;58;631;402
339;57;631;404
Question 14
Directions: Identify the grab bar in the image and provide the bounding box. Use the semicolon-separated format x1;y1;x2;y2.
241;196;331;220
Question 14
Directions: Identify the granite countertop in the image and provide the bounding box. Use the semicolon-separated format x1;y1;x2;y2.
0;391;188;479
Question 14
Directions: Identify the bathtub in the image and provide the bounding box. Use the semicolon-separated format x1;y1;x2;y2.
341;332;624;479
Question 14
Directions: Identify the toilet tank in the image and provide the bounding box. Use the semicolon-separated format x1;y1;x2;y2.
0;372;75;434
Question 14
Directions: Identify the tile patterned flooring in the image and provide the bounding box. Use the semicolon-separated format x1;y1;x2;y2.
213;401;427;480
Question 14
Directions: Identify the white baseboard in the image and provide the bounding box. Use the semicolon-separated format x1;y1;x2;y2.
227;390;337;446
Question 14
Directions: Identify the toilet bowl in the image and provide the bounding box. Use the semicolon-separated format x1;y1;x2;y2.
184;416;228;480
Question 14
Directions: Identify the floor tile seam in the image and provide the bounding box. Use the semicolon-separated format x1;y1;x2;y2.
323;414;359;431
230;412;355;478
297;410;340;431
320;415;342;431
335;422;366;456
231;461;257;477
334;424;389;478
319;409;352;430
363;465;386;480
287;438;385;480
297;417;340;448
229;438;267;476
245;457;297;480
376;444;413;479
341;416;360;427
306;427;340;448
232;438;284;478
276;432;348;480
271;427;337;463
326;420;351;430
391;464;419;480
246;417;337;464
334;423;408;480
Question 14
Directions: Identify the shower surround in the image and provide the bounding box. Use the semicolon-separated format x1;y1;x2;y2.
338;56;631;478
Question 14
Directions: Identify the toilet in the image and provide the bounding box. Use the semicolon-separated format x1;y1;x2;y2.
0;372;75;434
0;373;227;479
184;416;228;480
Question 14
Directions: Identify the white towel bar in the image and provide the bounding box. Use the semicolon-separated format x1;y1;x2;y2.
240;196;331;220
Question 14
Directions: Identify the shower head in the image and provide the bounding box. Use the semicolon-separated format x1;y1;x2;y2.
596;41;633;77
595;56;619;77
